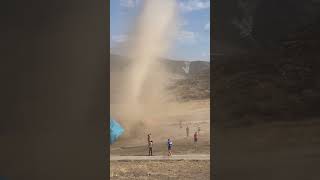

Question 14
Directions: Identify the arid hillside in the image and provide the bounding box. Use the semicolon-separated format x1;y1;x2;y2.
110;54;210;103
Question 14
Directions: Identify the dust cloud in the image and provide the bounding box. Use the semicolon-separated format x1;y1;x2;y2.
110;0;187;140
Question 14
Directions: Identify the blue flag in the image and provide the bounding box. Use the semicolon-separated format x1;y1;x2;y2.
110;118;124;144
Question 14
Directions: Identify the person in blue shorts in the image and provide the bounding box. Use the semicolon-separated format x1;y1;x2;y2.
167;138;173;156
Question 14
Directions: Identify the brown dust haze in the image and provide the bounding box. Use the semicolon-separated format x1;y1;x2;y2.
110;0;192;140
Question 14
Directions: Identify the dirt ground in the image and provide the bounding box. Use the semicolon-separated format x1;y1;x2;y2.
110;100;210;156
110;160;210;180
110;100;210;179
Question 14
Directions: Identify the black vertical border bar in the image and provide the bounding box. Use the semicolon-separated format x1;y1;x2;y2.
211;0;217;179
106;0;111;178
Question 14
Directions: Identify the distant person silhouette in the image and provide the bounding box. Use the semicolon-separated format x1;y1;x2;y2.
194;132;198;151
147;133;151;144
148;140;153;156
167;139;173;156
186;126;189;137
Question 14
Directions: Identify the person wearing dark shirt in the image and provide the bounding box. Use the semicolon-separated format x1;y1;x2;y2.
194;132;198;151
167;139;173;156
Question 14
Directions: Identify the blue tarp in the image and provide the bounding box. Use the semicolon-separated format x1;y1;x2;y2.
110;118;124;144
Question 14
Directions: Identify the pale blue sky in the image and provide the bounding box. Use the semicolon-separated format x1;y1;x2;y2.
110;0;210;61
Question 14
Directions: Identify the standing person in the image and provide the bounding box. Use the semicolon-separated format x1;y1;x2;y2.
148;140;153;156
194;132;198;151
186;126;189;137
167;139;173;156
147;133;151;144
198;125;201;134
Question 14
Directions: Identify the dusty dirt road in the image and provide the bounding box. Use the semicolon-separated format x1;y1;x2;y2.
110;154;210;161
